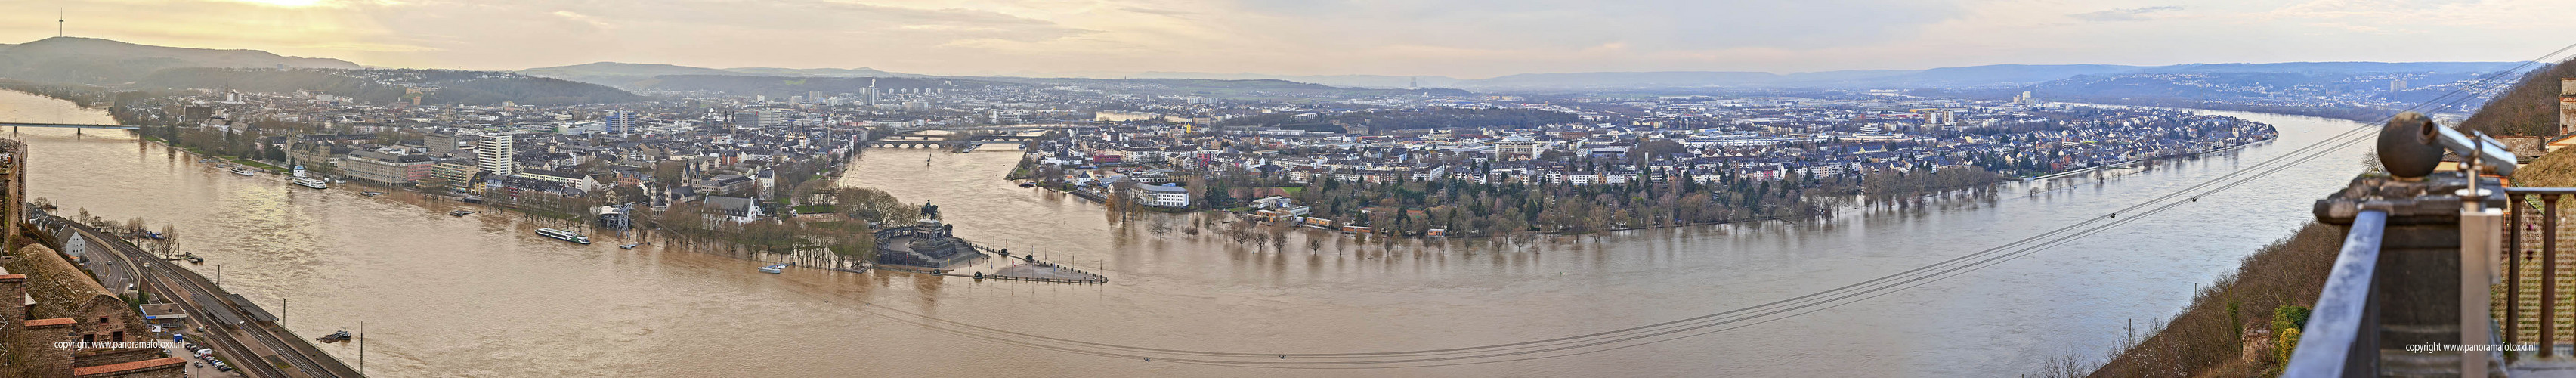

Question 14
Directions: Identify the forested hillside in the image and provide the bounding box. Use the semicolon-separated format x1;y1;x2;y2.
2460;59;2575;136
138;68;643;106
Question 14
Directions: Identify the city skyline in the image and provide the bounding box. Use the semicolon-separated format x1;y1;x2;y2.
4;0;2568;78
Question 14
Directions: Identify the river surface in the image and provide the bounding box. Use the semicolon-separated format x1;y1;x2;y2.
0;90;2370;376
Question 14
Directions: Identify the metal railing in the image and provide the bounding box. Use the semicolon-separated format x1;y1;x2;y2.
2285;113;2510;377
2502;187;2576;359
2284;210;2389;377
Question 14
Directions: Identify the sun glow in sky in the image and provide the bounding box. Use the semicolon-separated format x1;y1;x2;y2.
213;0;333;8
3;0;2569;77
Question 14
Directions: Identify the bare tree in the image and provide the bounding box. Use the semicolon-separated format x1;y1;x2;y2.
1147;215;1175;237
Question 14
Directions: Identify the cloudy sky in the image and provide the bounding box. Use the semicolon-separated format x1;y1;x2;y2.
3;0;2568;78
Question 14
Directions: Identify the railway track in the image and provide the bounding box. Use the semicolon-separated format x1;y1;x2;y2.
70;222;357;377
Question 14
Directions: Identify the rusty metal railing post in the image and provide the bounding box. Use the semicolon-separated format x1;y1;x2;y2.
2547;194;2562;357
2513;194;2525;349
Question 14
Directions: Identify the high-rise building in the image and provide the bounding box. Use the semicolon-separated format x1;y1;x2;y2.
604;110;636;135
477;134;516;176
759;110;787;127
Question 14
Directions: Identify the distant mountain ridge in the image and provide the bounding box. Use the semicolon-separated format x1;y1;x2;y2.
1443;62;2524;90
0;36;360;84
0;37;640;105
521;60;2525;92
518;62;923;89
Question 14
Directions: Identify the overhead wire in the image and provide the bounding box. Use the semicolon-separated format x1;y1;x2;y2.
784;44;2576;368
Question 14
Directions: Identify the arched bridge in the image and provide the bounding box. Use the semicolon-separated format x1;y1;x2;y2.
868;140;1033;152
0;122;139;130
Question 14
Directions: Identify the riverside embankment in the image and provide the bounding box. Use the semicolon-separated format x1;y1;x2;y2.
1;89;2370;376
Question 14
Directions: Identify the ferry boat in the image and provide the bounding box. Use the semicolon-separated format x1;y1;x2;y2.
449;209;475;217
230;167;256;176
289;165;328;189
291;176;329;189
535;228;591;244
758;263;789;274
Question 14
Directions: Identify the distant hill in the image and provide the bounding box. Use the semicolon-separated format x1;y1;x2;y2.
521;61;732;77
2460;59;2574;137
517;62;734;88
1127;72;1464;89
0;36;359;84
1461;71;1781;89
1124;65;2153;89
138;68;643;106
1434;62;2519;90
520;62;924;88
636;75;980;97
2138;61;2526;75
522;60;2528;94
986;77;1471;99
719;67;917;78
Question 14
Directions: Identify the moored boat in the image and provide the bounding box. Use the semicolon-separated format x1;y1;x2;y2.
289;165;327;189
230;167;255;176
535;228;592;244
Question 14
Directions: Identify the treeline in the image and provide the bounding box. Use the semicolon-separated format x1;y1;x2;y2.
0;79;119;107
2460;58;2575;137
134;68;643;106
2073;222;2343;377
0;54;209;85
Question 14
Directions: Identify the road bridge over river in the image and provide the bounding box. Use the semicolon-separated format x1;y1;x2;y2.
0;122;137;130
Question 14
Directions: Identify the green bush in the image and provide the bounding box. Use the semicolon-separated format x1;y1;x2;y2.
2271;305;2312;334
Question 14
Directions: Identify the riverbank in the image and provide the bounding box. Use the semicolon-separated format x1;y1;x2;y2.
141;135;287;172
0;87;2391;376
2069;222;2346;377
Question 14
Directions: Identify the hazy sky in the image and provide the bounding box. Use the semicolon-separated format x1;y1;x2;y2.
4;0;2568;78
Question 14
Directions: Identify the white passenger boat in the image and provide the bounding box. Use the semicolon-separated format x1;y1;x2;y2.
535;228;592;244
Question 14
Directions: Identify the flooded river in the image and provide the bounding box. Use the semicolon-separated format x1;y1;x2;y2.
0;90;2369;376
